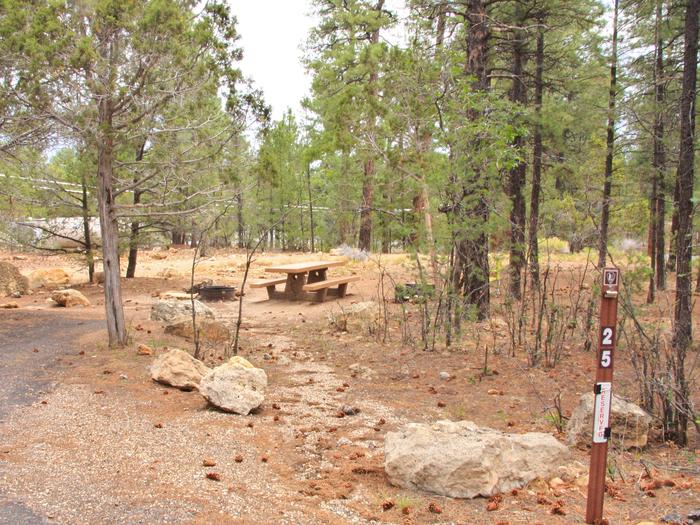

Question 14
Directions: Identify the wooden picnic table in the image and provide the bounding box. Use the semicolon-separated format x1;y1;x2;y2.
250;260;359;302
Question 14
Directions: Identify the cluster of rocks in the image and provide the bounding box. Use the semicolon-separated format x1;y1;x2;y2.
149;348;266;415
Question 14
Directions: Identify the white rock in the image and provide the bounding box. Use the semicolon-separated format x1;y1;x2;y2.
439;371;451;380
385;420;569;498
566;392;651;449
199;357;267;415
150;348;210;391
51;289;91;307
150;299;213;323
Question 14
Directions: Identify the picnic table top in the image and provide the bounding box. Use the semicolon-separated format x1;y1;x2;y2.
264;260;346;274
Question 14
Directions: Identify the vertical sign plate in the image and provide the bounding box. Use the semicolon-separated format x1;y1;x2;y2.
592;382;612;443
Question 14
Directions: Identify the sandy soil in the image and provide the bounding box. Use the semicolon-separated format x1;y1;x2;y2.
0;247;697;525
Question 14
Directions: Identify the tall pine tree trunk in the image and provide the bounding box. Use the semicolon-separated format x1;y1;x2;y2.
507;32;527;299
126;140;146;278
585;1;618;353
357;0;384;253
671;0;698;447
457;0;491;320
528;19;545;288
359;157;374;251
597;0;618;269
648;0;667;301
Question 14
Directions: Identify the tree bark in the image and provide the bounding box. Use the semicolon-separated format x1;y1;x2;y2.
457;0;491;320
667;174;679;271
81;174;95;283
597;0;618;269
358;157;374;251
671;0;698;447
126;140;146;279
357;0;384;253
97;94;127;347
649;0;667;300
528;19;545;289
306;164;315;252
507;31;527;300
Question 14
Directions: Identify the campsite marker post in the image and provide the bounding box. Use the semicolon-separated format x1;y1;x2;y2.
585;267;620;524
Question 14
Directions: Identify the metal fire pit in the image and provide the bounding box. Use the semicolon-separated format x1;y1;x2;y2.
198;285;236;302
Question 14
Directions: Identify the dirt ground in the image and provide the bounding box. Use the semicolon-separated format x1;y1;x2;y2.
0;247;697;525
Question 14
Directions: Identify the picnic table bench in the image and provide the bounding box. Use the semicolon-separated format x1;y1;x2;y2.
250;260;358;302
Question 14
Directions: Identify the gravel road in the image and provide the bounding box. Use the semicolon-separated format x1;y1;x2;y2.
0;309;103;524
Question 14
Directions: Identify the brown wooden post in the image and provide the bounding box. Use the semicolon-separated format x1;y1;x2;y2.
585;267;620;524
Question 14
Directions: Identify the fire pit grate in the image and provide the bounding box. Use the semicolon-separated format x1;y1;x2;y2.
198;285;236;302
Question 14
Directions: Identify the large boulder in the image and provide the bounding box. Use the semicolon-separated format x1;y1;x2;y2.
384;420;569;498
566;392;651;449
150;299;213;323
199;357;267;415
150;348;210;391
164;318;230;344
28;268;71;289
51;289;91;307
0;262;29;297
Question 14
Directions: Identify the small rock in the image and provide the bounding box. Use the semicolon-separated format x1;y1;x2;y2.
348;363;374;379
51;289;91;307
205;472;221;481
341;405;358;416
487;389;504;396
0;302;19;309
137;344;153;356
337;437;353;447
263;353;272;360
439;371;451;381
548;477;565;489
119;374;128;380
661;513;682;524
203;459;216;467
688;509;700;522
150;348;210;391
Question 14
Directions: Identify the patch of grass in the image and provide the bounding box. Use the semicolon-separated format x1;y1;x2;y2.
395;494;421;511
146;337;170;349
448;404;468;421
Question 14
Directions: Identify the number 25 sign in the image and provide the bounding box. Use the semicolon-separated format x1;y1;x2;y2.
599;326;615;367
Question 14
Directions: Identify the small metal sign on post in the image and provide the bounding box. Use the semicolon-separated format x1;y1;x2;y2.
585;267;620;524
